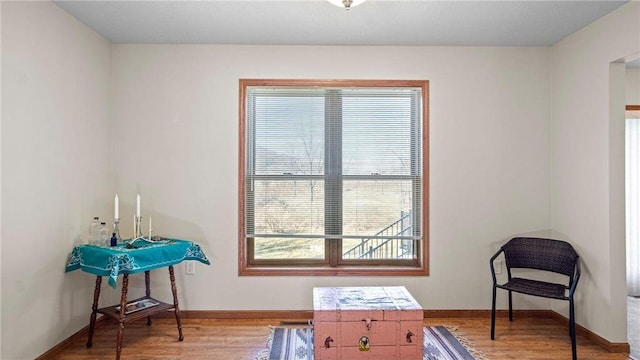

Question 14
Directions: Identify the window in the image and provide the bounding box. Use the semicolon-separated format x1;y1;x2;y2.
239;79;429;276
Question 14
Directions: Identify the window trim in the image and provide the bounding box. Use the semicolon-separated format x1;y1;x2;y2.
238;79;429;276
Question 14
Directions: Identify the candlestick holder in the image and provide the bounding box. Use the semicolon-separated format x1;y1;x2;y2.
135;216;143;239
113;219;121;241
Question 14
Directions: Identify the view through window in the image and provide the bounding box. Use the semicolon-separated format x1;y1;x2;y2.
239;79;429;275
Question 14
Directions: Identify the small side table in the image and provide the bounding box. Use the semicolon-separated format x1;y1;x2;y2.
66;239;210;360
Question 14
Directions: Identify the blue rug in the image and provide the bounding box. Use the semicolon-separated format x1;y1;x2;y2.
257;326;482;360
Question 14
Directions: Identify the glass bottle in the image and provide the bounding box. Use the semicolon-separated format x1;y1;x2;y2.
89;217;100;245
98;222;110;246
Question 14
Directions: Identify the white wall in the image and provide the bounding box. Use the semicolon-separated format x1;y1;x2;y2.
551;1;640;343
1;2;112;359
111;44;552;312
628;68;640;105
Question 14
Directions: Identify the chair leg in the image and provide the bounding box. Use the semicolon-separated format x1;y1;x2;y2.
491;286;497;340
570;299;577;360
508;291;513;322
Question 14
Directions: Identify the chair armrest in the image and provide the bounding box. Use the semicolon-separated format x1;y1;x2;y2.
569;256;581;297
489;248;504;286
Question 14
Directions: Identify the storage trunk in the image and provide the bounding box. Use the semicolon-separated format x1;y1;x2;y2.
313;286;423;360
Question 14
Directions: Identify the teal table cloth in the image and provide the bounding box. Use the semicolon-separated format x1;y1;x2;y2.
65;239;210;288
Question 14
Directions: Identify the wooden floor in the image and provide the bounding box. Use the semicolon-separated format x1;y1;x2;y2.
49;316;631;359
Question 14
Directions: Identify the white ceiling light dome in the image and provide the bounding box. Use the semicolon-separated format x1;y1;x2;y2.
327;0;368;10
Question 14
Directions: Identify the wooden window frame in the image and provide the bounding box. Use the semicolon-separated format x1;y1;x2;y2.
238;79;429;276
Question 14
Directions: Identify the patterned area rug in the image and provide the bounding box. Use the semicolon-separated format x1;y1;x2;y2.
256;326;483;360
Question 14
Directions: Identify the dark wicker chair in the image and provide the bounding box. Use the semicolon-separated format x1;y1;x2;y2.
490;237;581;360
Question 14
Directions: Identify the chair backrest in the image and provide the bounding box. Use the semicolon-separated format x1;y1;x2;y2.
502;237;579;277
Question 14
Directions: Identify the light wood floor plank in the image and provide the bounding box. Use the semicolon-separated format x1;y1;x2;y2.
48;317;631;359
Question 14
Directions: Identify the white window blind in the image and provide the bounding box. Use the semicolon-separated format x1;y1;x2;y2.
244;85;423;261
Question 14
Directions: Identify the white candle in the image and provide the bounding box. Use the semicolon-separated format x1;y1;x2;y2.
149;217;152;239
136;194;141;217
114;194;119;220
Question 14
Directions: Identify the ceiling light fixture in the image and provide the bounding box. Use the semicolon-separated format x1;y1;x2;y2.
327;0;367;10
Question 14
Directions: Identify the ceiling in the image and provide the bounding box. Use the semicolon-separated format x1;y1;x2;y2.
53;0;630;47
